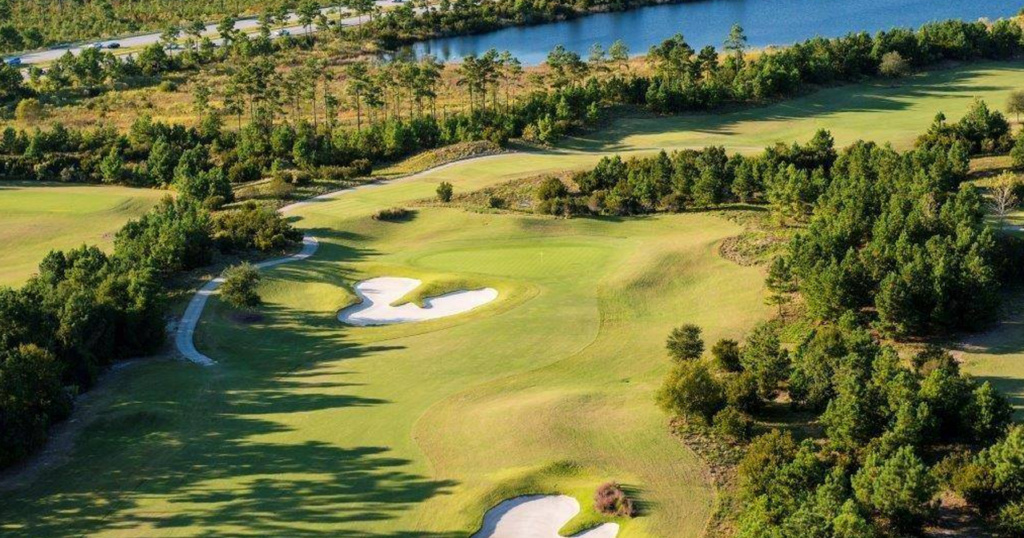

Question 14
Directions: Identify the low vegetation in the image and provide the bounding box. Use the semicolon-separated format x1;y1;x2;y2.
594;482;636;518
371;206;412;221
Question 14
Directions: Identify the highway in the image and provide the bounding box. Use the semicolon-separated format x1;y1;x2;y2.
4;0;411;66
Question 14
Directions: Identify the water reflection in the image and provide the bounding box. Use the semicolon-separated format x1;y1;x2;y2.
403;0;1019;65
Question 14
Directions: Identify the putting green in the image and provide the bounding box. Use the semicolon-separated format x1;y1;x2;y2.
4;61;1024;537
0;183;165;287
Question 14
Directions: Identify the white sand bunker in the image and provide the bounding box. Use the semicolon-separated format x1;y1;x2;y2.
473;495;619;538
338;277;498;326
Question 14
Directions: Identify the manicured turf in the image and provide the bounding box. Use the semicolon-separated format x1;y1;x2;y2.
0;204;768;537
0;183;165;286
3;61;1024;537
414;61;1024;186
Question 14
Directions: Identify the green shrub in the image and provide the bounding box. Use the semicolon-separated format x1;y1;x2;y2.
725;371;761;413
997;500;1024;535
656;360;726;425
203;195;226;210
713;407;752;441
436;181;453;202
15;98;43;121
265;176;294;198
879;51;910;78
349;158;372;176
666;323;704;362
289;170;313;185
535;177;568;201
227;161;261;183
1011;131;1024;169
221;263;261;310
372;207;412;221
213;201;302;252
711;338;742;371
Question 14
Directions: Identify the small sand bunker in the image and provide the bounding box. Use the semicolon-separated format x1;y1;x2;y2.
473;495;619;538
338;277;498;326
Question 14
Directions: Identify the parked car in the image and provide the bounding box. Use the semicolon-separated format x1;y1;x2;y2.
5;57;22;67
274;29;291;38
107;42;121;49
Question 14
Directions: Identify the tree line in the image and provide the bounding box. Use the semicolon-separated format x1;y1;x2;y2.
6;13;1024;138
0;180;300;470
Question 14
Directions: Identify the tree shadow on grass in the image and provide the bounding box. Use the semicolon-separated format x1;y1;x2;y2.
559;62;1023;153
0;230;465;537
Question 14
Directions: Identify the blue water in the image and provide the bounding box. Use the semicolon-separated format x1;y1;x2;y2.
409;0;1023;65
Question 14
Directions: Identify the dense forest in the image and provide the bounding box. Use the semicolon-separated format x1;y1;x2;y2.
649;105;1024;530
658;319;1024;536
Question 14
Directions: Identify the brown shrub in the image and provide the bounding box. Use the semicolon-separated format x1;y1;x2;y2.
594;482;636;518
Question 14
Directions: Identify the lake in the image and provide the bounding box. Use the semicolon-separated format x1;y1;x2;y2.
408;0;1023;65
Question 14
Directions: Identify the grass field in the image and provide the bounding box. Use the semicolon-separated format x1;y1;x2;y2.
0;202;768;537
3;61;1024;537
404;61;1024;187
0;183;165;287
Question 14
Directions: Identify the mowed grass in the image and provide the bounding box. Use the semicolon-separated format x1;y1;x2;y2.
3;61;1024;537
0;201;768;537
961;295;1024;420
401;61;1024;186
0;183;165;286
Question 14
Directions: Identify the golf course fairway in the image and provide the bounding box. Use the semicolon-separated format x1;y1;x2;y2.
0;183;165;287
3;61;1024;536
0;191;769;536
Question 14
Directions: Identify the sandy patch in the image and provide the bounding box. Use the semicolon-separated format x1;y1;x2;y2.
338;277;498;326
473;495;619;538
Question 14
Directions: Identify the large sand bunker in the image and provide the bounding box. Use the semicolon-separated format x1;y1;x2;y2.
338;277;498;326
473;495;619;538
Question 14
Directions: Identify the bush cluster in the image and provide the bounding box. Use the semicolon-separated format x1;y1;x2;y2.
594;482;636;518
371;207;412;221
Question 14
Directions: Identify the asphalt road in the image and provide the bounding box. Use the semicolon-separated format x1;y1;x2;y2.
5;0;410;66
